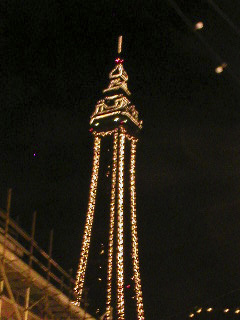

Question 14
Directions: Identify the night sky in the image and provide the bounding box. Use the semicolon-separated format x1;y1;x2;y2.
1;0;240;319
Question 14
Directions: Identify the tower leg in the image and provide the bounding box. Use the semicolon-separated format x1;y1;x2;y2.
130;139;145;320
106;131;119;319
74;135;101;304
116;130;126;320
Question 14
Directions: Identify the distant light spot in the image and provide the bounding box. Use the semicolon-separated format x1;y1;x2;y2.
195;22;204;30
215;63;227;74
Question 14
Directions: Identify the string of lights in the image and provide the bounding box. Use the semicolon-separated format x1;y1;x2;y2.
117;129;126;320
74;135;101;304
130;139;145;320
166;0;240;85
93;129;116;137
106;130;119;319
159;287;240;320
189;306;240;318
124;128;139;142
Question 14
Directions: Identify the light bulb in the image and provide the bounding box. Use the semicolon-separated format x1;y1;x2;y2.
195;21;204;30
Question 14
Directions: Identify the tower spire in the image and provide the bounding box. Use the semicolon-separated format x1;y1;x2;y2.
89;36;143;130
118;35;123;55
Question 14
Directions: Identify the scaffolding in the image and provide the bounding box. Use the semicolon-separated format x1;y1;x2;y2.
0;189;96;320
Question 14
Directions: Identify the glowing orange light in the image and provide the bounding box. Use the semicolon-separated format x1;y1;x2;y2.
195;22;204;30
207;308;213;312
215;63;227;74
189;313;194;318
224;308;230;313
196;308;202;313
215;66;223;73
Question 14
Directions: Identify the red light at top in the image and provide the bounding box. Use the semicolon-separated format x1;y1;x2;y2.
115;57;124;64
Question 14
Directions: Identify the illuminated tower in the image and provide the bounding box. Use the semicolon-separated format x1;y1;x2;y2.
74;37;145;320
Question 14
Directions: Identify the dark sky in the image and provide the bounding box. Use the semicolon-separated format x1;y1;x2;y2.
1;0;240;319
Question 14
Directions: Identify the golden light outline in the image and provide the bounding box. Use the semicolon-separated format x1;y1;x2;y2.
74;135;101;303
106;130;119;319
117;130;126;319
130;139;145;320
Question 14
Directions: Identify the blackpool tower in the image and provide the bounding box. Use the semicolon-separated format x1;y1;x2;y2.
74;37;145;320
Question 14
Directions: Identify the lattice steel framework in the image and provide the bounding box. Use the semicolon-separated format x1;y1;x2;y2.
74;37;145;320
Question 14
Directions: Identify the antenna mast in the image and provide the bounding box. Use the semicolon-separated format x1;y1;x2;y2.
118;35;123;54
